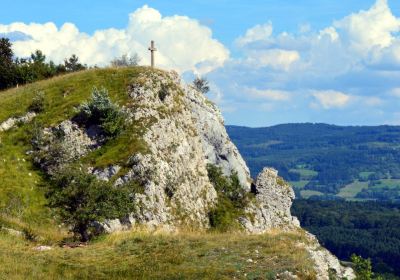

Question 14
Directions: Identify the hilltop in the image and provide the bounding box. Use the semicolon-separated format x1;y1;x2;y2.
0;68;353;279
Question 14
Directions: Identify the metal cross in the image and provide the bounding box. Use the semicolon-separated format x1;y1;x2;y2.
148;40;157;68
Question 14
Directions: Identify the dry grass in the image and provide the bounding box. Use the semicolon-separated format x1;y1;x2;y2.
0;228;316;280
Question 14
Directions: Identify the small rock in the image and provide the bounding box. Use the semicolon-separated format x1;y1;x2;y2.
2;227;23;236
34;245;52;251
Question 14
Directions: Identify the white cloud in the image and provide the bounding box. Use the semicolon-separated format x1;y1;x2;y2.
0;5;229;74
244;87;291;101
311;90;352;109
206;0;400;125
245;49;300;70
334;0;400;55
362;96;383;106
319;27;339;42
389;88;400;97
236;23;273;47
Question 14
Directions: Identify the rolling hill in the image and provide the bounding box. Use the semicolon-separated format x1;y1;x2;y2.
226;124;400;201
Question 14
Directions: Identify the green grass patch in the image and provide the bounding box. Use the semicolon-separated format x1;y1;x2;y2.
372;179;400;189
0;67;148;126
0;229;316;279
0;125;66;242
290;180;309;189
300;190;324;199
337;181;369;199
289;169;318;180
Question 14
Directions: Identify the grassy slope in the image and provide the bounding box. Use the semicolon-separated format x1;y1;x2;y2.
0;68;148;241
0;229;316;280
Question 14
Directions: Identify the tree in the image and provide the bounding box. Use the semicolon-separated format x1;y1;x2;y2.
31;50;46;64
0;38;16;90
351;254;383;280
47;166;134;241
110;53;141;67
77;87;126;138
64;54;86;72
193;77;210;94
29;50;56;80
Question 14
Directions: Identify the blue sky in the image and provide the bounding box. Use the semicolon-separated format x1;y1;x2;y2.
1;0;400;126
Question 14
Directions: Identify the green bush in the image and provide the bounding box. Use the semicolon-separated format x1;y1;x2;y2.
46;166;134;241
77;87;126;138
207;164;250;231
351;254;383;280
28;91;45;113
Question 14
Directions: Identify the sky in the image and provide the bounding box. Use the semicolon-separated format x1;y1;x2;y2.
1;0;400;127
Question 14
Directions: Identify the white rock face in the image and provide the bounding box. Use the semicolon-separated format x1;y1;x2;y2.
303;233;355;280
184;85;252;190
241;168;300;233
0;112;36;132
117;71;217;228
91;165;121;181
35;120;99;173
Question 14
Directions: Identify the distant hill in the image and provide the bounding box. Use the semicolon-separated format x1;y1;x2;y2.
226;123;400;201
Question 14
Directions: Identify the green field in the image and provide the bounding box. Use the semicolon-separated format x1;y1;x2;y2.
289;180;309;189
300;190;324;199
337;181;369;200
289;169;318;180
373;179;400;189
227;124;400;198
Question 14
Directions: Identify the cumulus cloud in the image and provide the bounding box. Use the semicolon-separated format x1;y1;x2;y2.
207;0;400;125
334;0;400;55
0;5;229;74
245;49;300;70
311;91;352;109
236;23;273;47
244;87;290;101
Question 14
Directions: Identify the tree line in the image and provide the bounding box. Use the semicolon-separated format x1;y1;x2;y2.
0;38;87;90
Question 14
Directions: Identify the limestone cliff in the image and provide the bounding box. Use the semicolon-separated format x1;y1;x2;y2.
26;69;353;279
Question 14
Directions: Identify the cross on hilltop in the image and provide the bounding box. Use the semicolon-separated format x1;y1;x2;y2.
148;40;157;68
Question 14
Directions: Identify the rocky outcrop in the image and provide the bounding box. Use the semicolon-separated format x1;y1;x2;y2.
303;233;355;280
34;120;100;174
29;69;353;278
241;168;300;233
185;85;252;190
90;165;121;181
0;112;36;132
112;71;217;228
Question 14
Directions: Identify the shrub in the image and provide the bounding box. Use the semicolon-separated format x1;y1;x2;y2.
158;84;169;101
193;77;210;94
46;166;134;241
28;91;45;113
110;54;140;67
77;87;126;138
207;164;250;231
351;254;383;280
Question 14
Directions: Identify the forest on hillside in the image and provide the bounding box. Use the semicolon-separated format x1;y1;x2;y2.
292;200;400;278
227;124;400;201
